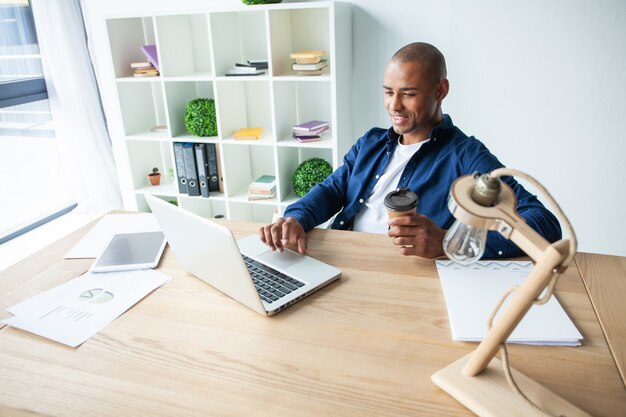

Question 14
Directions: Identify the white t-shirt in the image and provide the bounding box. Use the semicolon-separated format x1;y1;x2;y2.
352;138;429;234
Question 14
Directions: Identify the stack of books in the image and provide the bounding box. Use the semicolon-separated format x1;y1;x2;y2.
248;174;276;200
131;44;160;77
289;50;328;76
131;61;159;77
292;120;330;142
225;59;268;76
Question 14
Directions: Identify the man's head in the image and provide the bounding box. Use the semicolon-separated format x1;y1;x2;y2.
383;42;449;144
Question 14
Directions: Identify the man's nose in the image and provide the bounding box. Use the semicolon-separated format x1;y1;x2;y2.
389;94;403;111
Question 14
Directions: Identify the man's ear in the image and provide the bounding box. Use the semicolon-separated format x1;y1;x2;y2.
437;79;450;101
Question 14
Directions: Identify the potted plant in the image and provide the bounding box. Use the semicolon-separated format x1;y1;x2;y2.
292;157;333;197
148;167;161;186
185;98;217;137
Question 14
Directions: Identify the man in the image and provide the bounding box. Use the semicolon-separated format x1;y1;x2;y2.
260;42;561;259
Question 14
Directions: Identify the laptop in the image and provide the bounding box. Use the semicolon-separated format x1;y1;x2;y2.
145;194;341;316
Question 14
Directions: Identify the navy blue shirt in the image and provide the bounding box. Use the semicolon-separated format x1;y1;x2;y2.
284;115;562;258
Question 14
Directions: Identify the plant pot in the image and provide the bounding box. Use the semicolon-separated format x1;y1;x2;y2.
149;173;161;186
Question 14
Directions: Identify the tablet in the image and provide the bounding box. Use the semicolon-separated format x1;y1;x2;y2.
90;231;167;273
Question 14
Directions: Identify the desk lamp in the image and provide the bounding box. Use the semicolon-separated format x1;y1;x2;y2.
431;168;590;417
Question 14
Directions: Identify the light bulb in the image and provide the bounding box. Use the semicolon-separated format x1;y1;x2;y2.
443;219;487;264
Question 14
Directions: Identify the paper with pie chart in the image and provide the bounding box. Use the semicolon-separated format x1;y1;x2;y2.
3;269;171;347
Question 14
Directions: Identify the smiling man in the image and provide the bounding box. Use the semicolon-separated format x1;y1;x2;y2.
260;42;561;259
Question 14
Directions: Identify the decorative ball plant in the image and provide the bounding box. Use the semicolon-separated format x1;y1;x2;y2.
241;0;282;5
292;158;333;197
185;98;217;137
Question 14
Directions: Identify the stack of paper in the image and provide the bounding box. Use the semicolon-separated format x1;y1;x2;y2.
2;270;171;347
435;260;582;346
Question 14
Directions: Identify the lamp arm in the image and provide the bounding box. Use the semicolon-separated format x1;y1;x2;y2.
489;167;577;267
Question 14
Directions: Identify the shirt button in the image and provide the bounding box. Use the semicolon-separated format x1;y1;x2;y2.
359;198;364;203
498;251;503;256
375;175;380;179
339;221;344;225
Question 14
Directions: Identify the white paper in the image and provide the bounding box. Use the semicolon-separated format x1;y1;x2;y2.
435;260;582;346
3;270;171;347
65;213;160;259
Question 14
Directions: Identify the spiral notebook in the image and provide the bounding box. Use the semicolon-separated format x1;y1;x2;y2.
435;260;583;346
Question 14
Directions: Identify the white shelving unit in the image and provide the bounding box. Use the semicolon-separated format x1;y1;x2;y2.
103;2;352;223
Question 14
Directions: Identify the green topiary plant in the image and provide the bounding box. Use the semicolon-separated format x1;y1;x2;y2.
292;157;333;197
185;98;217;137
241;0;282;5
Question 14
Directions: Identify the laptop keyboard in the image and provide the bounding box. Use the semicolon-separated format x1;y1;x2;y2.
242;255;305;304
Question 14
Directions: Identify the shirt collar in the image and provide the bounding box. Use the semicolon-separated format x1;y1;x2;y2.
385;114;454;151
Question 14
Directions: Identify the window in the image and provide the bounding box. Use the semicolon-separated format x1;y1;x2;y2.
0;0;75;244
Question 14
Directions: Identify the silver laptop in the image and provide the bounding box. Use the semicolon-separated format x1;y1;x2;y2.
145;194;341;316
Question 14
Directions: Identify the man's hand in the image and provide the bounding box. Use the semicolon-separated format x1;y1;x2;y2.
259;217;307;255
387;214;446;259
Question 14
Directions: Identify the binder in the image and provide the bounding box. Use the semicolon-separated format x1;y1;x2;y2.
215;143;224;193
205;143;219;192
182;143;200;196
194;143;210;198
173;142;187;194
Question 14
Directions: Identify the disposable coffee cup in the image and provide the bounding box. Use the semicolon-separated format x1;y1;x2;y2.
384;189;418;218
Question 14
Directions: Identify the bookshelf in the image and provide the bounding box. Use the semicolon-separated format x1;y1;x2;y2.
103;2;351;223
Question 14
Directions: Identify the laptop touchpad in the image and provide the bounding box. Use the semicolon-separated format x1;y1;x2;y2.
256;249;305;270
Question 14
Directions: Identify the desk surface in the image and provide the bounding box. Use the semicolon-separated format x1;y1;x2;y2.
1;217;625;417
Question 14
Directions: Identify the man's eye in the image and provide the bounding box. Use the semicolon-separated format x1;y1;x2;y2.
384;91;393;95
404;94;415;98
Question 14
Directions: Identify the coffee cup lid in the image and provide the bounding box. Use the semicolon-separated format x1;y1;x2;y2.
384;189;418;211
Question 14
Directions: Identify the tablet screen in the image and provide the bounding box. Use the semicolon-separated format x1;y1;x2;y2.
91;231;166;272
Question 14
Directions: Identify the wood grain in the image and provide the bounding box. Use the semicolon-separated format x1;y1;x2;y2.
576;252;626;388
0;218;624;416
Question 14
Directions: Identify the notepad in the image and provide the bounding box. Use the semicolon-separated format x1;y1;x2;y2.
435;260;583;346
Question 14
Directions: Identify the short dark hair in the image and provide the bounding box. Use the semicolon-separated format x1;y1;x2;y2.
391;42;447;82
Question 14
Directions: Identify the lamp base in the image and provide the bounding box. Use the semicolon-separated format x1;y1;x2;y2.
431;353;591;417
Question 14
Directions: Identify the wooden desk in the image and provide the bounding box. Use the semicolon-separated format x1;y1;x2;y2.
1;218;625;417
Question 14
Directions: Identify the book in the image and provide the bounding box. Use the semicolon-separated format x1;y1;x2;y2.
225;67;265;76
130;61;152;68
291;60;328;71
293;135;321;143
293;120;330;132
140;44;159;71
247;58;269;66
296;69;324;76
234;127;263;140
248;192;276;201
289;50;326;60
237;62;269;70
248;174;276;190
295;57;323;64
292;126;328;136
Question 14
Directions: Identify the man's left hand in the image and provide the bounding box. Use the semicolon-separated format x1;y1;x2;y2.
387;214;446;259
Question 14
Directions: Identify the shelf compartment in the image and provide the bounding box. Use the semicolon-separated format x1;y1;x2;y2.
215;79;273;142
117;81;168;137
221;143;275;200
164;81;216;138
107;17;157;79
155;14;212;79
126;140;174;191
179;196;226;220
273;79;332;145
268;7;330;77
228;202;276;223
276;146;332;203
210;10;268;77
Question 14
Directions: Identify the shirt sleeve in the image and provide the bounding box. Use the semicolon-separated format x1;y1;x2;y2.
463;139;563;258
283;136;362;231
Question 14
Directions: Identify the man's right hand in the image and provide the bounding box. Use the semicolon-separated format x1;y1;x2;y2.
259;217;307;255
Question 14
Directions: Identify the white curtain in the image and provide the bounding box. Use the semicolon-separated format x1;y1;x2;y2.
31;0;122;214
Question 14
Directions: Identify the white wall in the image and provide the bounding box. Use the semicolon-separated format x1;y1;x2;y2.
84;0;626;256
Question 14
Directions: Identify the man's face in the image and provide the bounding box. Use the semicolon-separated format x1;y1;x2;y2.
383;60;447;143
